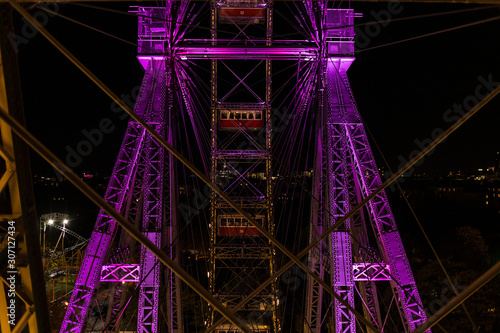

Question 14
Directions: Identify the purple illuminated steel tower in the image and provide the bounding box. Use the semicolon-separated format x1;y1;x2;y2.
60;5;183;333
304;8;430;333
59;2;430;333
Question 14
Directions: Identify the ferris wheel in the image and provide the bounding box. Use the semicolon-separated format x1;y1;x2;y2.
53;2;429;332
1;1;499;333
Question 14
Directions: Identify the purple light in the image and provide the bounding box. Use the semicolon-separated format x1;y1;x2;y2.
59;5;430;333
60;119;147;333
324;60;430;331
101;264;141;283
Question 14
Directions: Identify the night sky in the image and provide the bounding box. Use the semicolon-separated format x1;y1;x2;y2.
13;2;500;178
349;3;500;176
9;2;500;330
9;2;500;242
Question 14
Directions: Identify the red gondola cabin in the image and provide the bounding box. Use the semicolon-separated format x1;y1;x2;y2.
218;215;264;236
218;1;266;25
219;109;264;131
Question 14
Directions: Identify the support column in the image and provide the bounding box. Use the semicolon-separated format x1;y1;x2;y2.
0;5;50;332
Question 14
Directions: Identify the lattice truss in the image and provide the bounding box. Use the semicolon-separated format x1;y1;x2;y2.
57;1;431;333
60;22;184;330
0;22;49;332
199;1;280;332
303;7;429;333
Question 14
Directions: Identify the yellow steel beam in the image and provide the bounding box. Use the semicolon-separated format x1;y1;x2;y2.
0;4;51;332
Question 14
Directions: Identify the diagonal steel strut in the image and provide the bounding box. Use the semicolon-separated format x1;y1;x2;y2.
13;3;379;332
208;60;500;332
0;104;253;333
7;1;382;331
220;60;264;102
15;1;497;331
413;260;500;333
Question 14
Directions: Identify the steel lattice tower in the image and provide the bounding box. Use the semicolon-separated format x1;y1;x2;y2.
207;0;278;332
304;8;429;333
61;6;183;332
60;2;430;333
